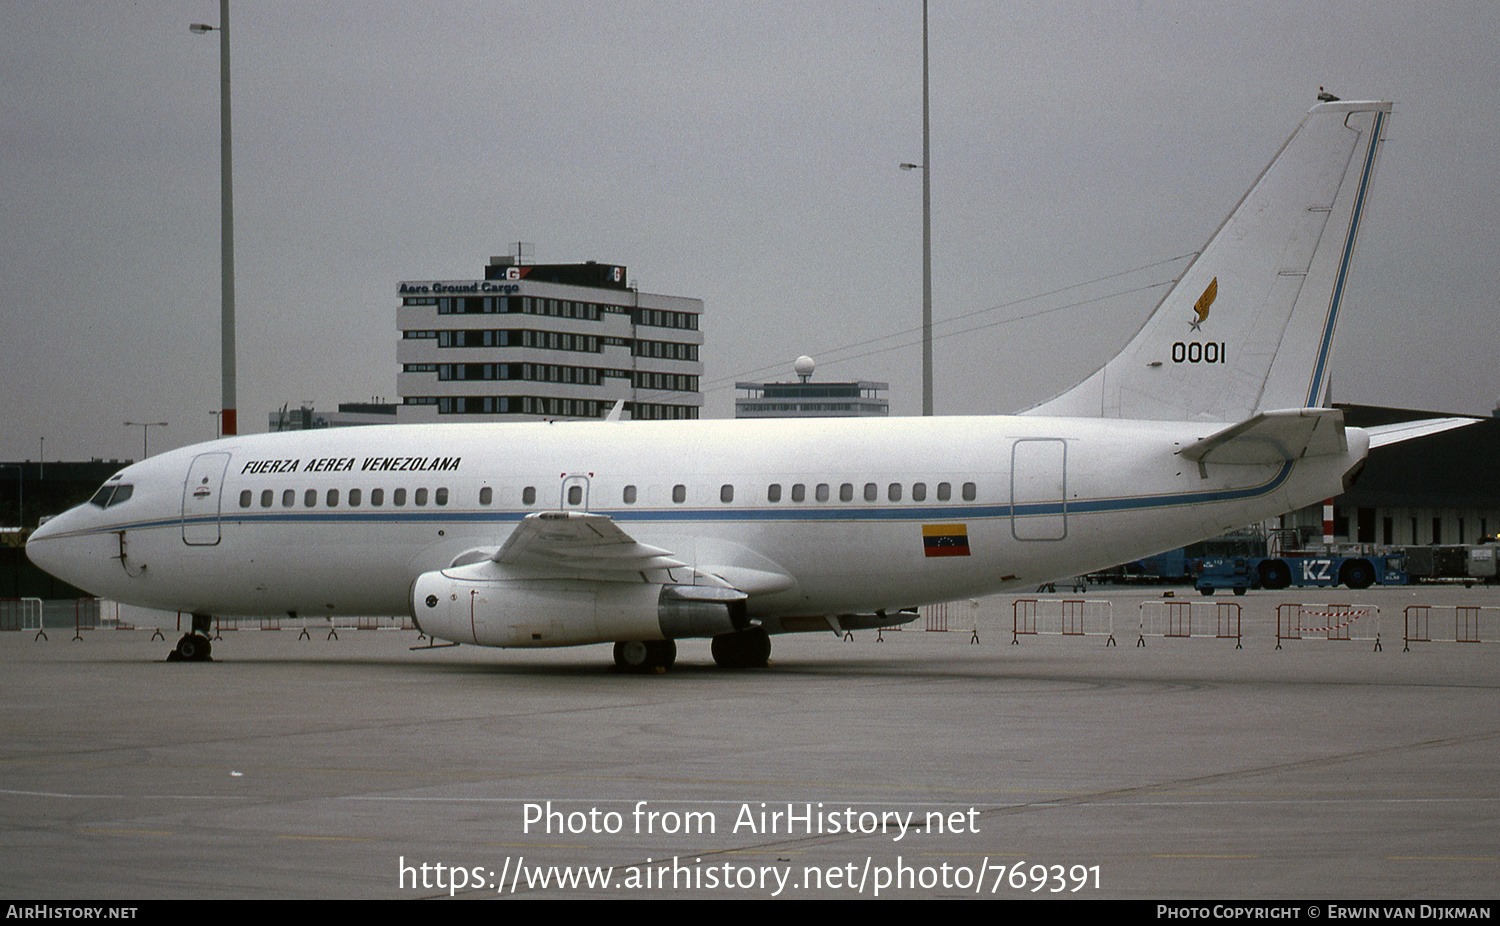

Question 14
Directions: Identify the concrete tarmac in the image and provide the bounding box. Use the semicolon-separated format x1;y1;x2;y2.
1;585;1496;900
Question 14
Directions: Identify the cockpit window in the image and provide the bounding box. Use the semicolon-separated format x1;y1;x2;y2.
88;484;134;508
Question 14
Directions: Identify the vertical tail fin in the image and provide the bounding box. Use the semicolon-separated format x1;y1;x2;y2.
1023;100;1391;422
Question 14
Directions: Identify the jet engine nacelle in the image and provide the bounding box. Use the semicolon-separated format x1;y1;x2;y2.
411;565;749;648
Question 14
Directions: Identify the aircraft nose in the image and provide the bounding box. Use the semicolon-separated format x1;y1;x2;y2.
25;507;100;591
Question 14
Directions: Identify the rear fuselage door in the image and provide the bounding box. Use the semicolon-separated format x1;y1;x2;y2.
1011;439;1067;541
182;452;231;545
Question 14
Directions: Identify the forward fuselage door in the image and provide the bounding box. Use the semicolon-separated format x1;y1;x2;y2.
560;474;591;511
182;452;231;546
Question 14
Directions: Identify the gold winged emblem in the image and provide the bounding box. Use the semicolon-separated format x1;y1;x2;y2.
1190;277;1217;331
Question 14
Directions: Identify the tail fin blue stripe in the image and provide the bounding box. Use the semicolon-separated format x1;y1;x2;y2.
1306;108;1386;407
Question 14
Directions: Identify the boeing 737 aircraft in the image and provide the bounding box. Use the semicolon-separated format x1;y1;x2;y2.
26;99;1472;671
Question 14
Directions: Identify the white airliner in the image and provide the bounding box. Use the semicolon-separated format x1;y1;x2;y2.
26;99;1470;670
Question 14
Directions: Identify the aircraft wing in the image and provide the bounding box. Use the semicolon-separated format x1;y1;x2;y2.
493;511;688;573
1178;408;1347;465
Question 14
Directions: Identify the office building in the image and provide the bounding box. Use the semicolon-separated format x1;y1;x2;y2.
398;258;703;422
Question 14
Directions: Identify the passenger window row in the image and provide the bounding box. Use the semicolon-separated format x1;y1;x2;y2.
238;487;450;509
236;481;977;511
612;481;979;505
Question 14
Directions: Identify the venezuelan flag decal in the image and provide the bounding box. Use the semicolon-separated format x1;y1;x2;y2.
922;523;971;557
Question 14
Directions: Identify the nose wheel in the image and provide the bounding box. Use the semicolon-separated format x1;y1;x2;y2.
166;613;216;662
167;633;213;662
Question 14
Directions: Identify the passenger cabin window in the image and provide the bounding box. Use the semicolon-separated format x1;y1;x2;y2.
623;485;637;504
839;483;853;502
522;486;536;506
415;488;429;506
260;489;273;508
567;485;582;506
327;489;339;507
720;484;734;503
888;483;902;502
912;483;927;502
767;484;782;503
393;488;407;506
282;489;295;508
348;488;361;507
962;482;977;501
479;487;493;505
937;482;951;501
240;490;252;508
864;483;877;502
815;483;830;502
791;484;806;503
435;488;448;506
672;484;686;504
304;489;317;508
371;488;384;506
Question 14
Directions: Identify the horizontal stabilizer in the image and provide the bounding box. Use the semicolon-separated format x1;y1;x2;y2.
1365;417;1477;449
1179;408;1346;465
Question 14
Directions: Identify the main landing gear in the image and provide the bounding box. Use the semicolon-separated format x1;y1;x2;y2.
167;613;214;662
611;626;773;672
613;639;676;673
710;627;771;669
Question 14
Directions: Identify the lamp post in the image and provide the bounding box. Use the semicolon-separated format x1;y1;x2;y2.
124;422;168;459
190;1;237;436
901;0;934;416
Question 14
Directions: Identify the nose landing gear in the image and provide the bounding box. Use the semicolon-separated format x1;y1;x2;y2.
166;614;215;662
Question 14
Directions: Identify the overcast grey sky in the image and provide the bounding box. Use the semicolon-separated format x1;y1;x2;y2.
3;0;1498;463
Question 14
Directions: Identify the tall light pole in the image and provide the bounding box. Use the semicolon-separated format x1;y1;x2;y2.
191;1;237;436
901;1;934;416
124;422;168;459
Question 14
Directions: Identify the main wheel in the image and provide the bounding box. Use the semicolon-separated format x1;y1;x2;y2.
613;639;676;673
711;627;771;669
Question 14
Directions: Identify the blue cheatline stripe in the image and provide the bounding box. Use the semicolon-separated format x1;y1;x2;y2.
66;461;1295;538
1306;108;1385;407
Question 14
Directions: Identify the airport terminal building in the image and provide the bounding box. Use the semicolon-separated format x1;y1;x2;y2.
397;258;703;422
